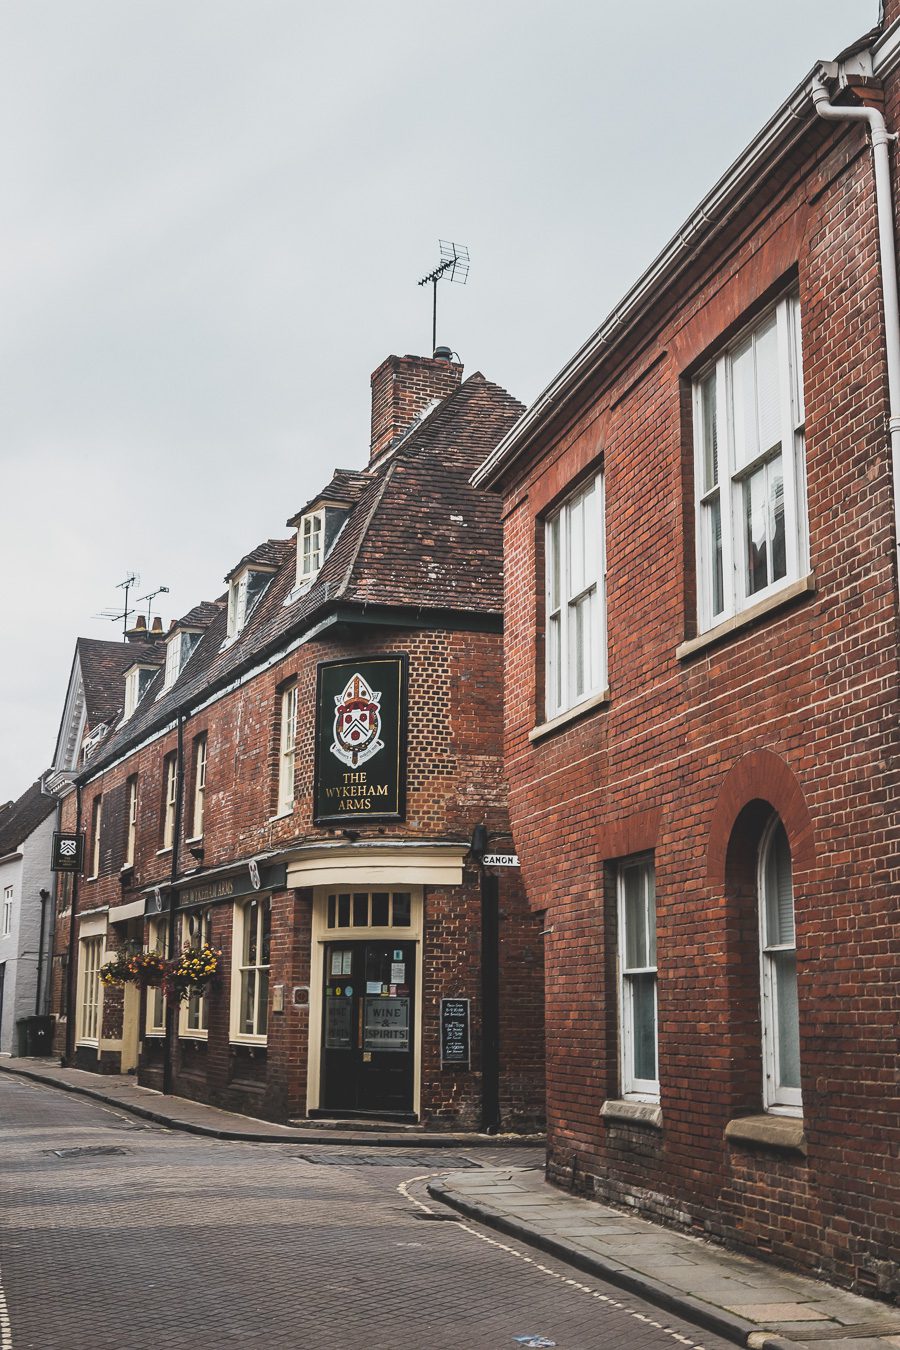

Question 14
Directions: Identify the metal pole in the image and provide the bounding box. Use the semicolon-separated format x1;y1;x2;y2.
63;786;82;1064
35;890;49;1016
432;277;438;355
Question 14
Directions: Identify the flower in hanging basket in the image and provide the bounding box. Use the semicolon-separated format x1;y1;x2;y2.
99;953;136;988
130;949;169;988
166;944;222;1002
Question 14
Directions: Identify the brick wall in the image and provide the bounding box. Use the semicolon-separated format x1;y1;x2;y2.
55;620;545;1130
496;110;900;1294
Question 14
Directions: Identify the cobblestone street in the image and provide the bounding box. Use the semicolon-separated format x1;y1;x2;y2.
0;1076;736;1350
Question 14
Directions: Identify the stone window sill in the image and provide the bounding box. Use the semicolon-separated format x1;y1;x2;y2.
529;689;610;743
724;1113;807;1156
676;574;815;662
600;1098;663;1130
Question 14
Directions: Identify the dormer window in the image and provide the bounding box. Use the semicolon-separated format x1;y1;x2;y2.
163;629;202;691
300;511;324;582
226;567;274;640
123;665;157;721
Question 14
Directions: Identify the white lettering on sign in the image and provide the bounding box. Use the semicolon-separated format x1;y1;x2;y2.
482;853;520;867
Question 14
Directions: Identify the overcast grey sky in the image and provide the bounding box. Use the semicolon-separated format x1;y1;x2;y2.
0;0;879;798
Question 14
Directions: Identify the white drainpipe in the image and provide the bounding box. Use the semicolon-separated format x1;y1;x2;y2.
812;73;900;586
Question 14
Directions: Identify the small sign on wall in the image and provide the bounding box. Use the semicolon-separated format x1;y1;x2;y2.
440;998;471;1068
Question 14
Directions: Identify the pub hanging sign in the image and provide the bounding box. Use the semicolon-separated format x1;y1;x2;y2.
314;654;408;824
51;832;85;873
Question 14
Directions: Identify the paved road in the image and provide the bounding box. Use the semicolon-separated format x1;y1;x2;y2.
0;1075;735;1350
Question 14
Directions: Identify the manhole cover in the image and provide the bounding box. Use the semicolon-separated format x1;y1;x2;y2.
46;1146;130;1159
294;1152;478;1168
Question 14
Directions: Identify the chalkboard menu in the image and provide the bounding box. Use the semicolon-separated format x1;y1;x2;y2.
440;998;470;1068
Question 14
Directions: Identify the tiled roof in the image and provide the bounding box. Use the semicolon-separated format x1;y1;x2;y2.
81;370;522;778
78;638;164;730
171;601;222;632
223;539;291;584
0;780;57;857
286;470;372;527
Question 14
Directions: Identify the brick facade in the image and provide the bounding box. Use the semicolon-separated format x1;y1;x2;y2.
481;55;900;1297
50;359;545;1135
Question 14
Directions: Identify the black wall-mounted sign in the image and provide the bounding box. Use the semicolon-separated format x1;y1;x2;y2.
51;832;85;873
440;997;471;1068
314;655;408;825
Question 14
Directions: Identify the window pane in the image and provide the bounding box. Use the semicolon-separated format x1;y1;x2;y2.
241;969;256;1035
769;455;786;582
353;893;368;926
327;895;335;928
547;516;560;612
730;337;756;468
392;893;411;927
629;974;657;1082
744;466;769;595
570;594;587;699
774;951;800;1089
701;372;718;491
257;969;269;1036
547;614;561;710
765;821;794;946
371;892;389;926
337;894;350;927
584;485;599;589
260;901;271;966
244;901;258;964
568;492;585;597
623;867;647;968
705;495;724;617
755;316;781;455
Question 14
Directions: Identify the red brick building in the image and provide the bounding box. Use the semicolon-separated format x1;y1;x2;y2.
474;19;900;1297
51;354;545;1133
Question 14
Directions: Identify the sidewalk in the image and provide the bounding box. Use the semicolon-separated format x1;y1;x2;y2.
427;1166;900;1350
0;1056;542;1147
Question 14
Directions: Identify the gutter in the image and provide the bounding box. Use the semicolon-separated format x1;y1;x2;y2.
472;49;875;489
811;67;900;591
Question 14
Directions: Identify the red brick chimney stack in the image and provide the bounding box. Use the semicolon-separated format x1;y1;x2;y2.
369;352;463;462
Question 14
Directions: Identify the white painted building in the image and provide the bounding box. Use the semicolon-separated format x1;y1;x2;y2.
0;781;58;1054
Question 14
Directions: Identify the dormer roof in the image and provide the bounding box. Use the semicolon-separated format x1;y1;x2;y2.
286;470;372;527
224;539;290;584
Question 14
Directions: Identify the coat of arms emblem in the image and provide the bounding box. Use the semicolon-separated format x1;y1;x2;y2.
331;672;384;768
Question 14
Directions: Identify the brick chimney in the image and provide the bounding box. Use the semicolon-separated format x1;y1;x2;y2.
369;352;463;462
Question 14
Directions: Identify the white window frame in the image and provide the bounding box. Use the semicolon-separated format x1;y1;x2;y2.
230;896;271;1044
162;754;177;851
144;918;166;1036
125;776;138;868
89;796;102;878
78;935;103;1044
191;735;207;840
617;856;659;1102
299;510;324;584
178;908;211;1038
277;685;298;815
124;665;156;720
544;473;606;720
226;568;274;640
2;886;13;937
693;293;806;634
758;816;802;1115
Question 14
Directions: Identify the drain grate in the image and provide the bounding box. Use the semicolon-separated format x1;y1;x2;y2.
46;1146;130;1159
294;1152;478;1168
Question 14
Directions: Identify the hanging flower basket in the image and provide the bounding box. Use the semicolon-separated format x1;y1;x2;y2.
166;945;222;1003
99;953;139;988
131;950;169;989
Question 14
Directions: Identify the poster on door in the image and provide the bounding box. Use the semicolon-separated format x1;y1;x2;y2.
363;997;410;1051
314;655;408;825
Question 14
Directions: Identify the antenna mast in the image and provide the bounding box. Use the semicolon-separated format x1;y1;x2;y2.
417;240;469;354
93;572;140;640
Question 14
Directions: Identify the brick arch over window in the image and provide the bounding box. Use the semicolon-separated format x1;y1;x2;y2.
706;749;815;888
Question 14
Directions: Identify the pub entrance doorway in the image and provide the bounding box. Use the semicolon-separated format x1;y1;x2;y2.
320;938;416;1118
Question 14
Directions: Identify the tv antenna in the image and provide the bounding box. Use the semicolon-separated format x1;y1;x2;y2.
93;572;140;640
417;240;469;355
137;585;170;623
